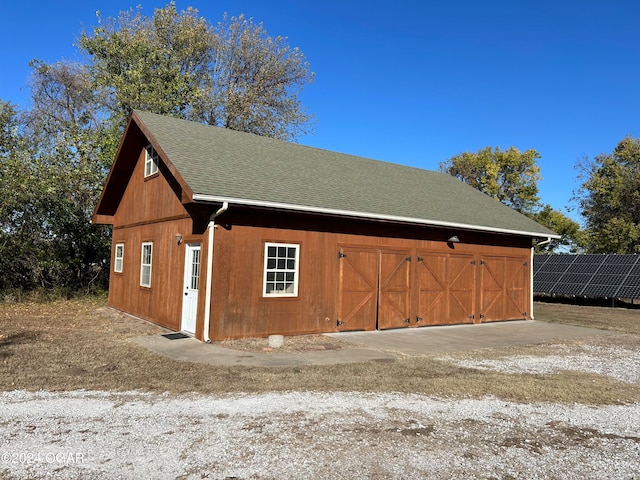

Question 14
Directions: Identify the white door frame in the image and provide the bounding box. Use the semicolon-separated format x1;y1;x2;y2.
181;243;201;334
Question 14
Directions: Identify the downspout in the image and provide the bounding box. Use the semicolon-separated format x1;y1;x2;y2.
530;237;552;320
202;202;229;343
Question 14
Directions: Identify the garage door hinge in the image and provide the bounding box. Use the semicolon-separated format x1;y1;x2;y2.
338;252;347;258
336;319;345;327
522;312;527;317
523;262;528;266
470;260;476;265
468;314;475;319
479;314;485;319
480;260;486;265
417;256;424;262
405;256;411;262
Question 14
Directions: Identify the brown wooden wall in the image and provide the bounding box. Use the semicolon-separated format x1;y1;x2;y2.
105;146;534;340
209;221;532;340
108;147;204;331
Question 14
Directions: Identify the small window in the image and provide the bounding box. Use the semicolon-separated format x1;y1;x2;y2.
114;243;124;273
140;242;153;287
189;247;200;290
263;243;299;297
144;145;159;177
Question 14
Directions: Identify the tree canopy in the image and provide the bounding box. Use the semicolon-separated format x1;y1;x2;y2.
0;3;316;296
530;204;586;253
439;146;589;252
78;3;314;140
438;146;541;215
576;136;640;253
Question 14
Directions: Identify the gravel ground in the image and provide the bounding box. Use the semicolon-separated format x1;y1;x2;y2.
2;340;639;479
439;344;640;384
1;389;639;480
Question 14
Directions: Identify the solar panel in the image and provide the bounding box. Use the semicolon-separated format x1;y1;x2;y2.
616;285;640;298
534;272;564;283
533;254;640;300
553;283;587;296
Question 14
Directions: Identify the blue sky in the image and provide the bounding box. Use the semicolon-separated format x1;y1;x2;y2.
2;1;639;223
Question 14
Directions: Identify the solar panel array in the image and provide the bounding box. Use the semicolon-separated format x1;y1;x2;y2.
533;254;640;300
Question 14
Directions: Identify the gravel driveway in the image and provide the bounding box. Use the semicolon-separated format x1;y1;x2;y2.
1;389;639;479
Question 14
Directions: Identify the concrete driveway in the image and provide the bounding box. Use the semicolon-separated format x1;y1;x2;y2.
132;320;614;367
325;320;613;356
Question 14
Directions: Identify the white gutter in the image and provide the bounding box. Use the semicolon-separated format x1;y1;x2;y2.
192;193;561;240
202;201;229;343
530;236;553;320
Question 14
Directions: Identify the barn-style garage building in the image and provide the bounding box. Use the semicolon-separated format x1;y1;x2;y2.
93;110;558;341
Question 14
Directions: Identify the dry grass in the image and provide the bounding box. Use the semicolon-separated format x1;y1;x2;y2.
0;299;639;405
534;300;640;334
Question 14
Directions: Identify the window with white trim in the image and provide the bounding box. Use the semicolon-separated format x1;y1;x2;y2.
140;242;153;287
114;243;124;273
144;145;159;177
263;243;300;297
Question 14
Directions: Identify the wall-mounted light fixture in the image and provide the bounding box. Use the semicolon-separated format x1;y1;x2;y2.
175;234;183;245
447;235;460;243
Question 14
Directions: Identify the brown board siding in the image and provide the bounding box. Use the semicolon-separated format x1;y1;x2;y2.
112;148;189;227
109;217;199;331
107;146;204;331
208;223;531;340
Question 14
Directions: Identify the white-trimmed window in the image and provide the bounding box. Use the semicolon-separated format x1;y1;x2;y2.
144;145;159;177
263;243;300;297
114;243;124;273
140;242;153;287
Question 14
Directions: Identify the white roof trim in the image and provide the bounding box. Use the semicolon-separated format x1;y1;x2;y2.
192;193;561;239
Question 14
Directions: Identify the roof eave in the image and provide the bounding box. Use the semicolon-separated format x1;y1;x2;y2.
191;193;560;239
92;111;197;224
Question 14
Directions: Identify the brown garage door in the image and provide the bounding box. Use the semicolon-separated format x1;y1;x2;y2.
338;247;530;330
378;251;411;329
416;251;476;325
480;255;529;321
337;248;411;330
337;248;378;331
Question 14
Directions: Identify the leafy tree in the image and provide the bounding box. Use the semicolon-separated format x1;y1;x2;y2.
530;204;586;253
1;3;316;295
439;146;541;215
25;60;115;292
0;62;113;294
78;3;314;140
0;100;38;291
576;136;640;253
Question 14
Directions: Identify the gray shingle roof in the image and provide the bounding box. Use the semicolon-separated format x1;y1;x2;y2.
134;110;557;238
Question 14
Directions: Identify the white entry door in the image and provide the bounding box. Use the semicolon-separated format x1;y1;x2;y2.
181;244;201;334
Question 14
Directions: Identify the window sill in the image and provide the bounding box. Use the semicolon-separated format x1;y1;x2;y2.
260;295;299;302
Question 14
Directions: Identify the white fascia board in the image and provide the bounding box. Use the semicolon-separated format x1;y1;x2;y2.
191;193;562;239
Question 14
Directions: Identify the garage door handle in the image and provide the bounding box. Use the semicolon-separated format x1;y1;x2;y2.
416;316;422;323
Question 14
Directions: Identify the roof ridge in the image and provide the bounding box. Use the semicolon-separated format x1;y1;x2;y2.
130;110;557;239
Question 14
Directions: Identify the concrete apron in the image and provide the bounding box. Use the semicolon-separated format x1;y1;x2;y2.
131;320;615;368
